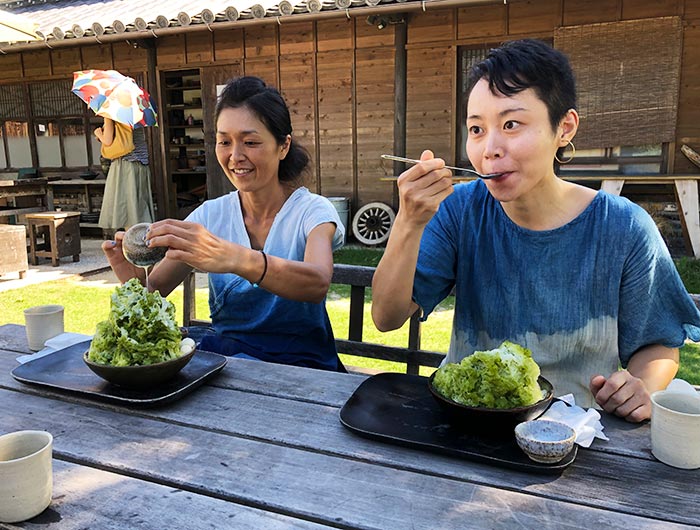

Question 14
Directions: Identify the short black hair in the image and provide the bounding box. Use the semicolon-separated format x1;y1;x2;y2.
468;39;576;133
215;76;309;184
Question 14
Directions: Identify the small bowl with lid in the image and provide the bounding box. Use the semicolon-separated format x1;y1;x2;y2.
122;223;167;268
514;420;576;463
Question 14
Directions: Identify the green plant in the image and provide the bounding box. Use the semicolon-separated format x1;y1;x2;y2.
674;257;700;294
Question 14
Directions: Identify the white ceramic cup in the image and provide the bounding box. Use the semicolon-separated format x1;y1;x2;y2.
650;390;700;469
0;430;53;523
23;305;64;351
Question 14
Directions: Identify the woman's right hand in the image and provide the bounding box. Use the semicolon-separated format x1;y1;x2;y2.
395;149;454;229
371;150;452;332
101;232;144;284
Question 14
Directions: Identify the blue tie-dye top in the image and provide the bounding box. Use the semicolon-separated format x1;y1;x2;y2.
186;187;345;370
413;180;700;407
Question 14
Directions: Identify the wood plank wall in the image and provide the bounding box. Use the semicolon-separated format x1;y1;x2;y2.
0;0;697;217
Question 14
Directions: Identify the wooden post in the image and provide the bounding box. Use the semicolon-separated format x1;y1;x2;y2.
182;271;197;326
407;309;421;376
600;179;625;195
348;285;365;342
674;180;700;259
392;17;407;212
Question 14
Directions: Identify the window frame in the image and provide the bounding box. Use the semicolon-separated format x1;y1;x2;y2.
455;43;668;176
0;80;99;172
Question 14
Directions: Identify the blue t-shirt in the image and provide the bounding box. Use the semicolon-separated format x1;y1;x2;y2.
187;187;345;370
413;180;700;406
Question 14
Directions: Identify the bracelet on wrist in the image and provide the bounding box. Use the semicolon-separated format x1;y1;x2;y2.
251;250;268;288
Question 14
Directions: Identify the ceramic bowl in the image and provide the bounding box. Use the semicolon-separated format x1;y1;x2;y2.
514;420;576;463
427;373;554;435
122;223;167;267
83;349;196;389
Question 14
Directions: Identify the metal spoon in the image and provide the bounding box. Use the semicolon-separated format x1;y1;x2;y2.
381;154;503;180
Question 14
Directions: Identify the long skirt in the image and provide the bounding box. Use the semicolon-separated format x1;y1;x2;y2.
98;158;155;230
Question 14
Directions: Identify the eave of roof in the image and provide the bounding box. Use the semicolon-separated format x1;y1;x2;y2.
0;0;500;52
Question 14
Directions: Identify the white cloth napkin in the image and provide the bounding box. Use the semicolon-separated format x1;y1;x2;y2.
665;378;700;397
539;393;609;448
16;332;92;364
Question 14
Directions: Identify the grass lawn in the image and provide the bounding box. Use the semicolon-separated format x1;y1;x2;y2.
1;244;699;384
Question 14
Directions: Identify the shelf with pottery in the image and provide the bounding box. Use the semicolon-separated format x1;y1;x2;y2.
46;178;106;226
0;178;53;221
165;85;202;91
163;69;206;218
169;145;205;151
167;104;203;110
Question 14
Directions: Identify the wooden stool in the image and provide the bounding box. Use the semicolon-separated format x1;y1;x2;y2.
26;211;81;267
0;224;29;278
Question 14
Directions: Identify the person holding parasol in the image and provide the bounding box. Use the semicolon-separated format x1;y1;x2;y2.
72;69;157;232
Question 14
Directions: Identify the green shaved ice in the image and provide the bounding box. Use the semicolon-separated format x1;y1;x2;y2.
87;278;182;366
432;341;543;408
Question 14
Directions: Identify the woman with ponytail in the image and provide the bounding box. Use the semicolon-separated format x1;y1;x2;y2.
102;76;346;371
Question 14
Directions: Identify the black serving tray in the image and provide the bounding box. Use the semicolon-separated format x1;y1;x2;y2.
339;373;577;474
12;341;227;407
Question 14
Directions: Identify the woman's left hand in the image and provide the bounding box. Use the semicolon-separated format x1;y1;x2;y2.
589;371;651;422
146;219;238;273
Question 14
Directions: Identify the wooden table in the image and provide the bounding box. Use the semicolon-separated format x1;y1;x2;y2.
0;323;697;529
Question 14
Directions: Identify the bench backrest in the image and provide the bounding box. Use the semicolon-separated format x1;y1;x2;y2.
181;263;445;375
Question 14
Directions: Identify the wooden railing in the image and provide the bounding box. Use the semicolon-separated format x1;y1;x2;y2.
182;264;700;375
181;263;445;375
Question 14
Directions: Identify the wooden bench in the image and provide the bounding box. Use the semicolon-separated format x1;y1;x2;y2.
181;263;700;374
181;263;445;375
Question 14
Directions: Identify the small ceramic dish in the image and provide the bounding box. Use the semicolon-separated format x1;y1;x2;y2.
122;223;167;268
514;420;576;464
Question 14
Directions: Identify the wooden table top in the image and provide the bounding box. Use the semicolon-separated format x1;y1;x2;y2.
0;323;697;530
0;178;50;187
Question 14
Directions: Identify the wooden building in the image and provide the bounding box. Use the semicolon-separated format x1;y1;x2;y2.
0;0;699;249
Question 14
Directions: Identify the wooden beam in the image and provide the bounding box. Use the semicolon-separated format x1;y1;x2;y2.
600;179;625;195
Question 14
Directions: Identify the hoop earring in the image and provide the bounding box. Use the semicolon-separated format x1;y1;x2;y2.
555;140;576;164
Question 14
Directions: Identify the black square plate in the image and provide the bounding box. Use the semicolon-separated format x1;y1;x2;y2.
339;373;577;474
12;341;227;407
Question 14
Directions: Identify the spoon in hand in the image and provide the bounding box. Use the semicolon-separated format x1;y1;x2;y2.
381;154;503;180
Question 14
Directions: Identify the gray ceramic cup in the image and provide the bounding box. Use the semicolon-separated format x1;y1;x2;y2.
0;430;53;523
651;390;700;469
23;305;64;351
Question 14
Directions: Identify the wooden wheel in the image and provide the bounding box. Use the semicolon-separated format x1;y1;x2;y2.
351;202;395;246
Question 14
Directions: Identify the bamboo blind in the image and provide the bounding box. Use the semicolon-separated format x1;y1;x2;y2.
0;84;26;120
554;17;682;150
